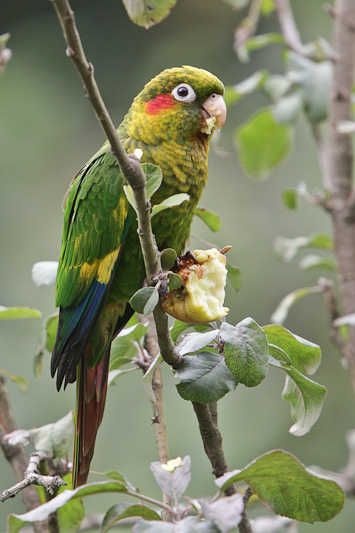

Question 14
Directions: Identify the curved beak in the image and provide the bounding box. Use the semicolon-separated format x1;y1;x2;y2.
200;93;227;134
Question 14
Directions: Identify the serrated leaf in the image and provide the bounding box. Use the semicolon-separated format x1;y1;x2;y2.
151;193;189;217
226;263;242;292
130;287;159;315
8;481;128;532
0;306;41;320
160;248;177;271
175;351;236;403
215;450;344;523
270;286;323;324
194;207;222;232
177;330;219;356
299;254;336;272
31;261;58;286
274;233;334;262
102;503;161;533
150;455;191;503
0;369;29;395
264;324;322;375
235;109;293;179
122;0;177;29
220;319;268;387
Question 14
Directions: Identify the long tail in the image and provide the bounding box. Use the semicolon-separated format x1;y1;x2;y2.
73;345;110;488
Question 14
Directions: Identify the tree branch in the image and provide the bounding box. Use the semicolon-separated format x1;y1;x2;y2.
0;451;66;503
50;0;182;370
0;375;53;532
325;0;355;399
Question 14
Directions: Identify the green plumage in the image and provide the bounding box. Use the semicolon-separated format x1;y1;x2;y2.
51;66;225;487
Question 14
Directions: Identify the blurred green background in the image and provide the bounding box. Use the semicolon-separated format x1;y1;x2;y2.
1;0;354;531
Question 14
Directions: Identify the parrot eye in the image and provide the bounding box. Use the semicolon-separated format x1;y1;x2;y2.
171;83;196;103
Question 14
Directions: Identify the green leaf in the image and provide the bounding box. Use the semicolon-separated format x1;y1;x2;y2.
170;320;209;342
123;162;163;212
142;353;163;415
160;248;177;271
175;351;236;403
299;254;336;272
238;33;285;62
224;70;269;107
177;330;219;356
102;504;161;532
151;193;189;217
220;319;269;387
34;312;59;377
0;306;41;320
264;325;326;434
226;263;242;292
274;233;334;262
194;207;222;232
143;162;163;198
263;74;292;102
286;52;332;123
235;109;293;179
261;0;276;15
0;369;29;395
168;272;182;290
282;189;299;210
31;261;58;286
270;286;323;324
215;450;344;523
8;481;128;533
271;92;302;125
264;324;322;375
271;355;327;436
122;0;177;29
130;287;159;315
57;474;84;533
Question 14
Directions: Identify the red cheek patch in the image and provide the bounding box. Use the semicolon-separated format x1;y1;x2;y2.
145;94;176;115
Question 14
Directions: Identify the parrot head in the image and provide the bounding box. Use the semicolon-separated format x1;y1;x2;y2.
120;66;226;144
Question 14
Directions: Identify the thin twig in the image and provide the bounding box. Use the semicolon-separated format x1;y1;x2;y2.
274;0;305;55
0;451;66;503
139;314;173;520
50;0;183;370
239;486;254;533
0;375;52;532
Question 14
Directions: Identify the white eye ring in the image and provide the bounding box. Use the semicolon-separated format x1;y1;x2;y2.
171;83;196;103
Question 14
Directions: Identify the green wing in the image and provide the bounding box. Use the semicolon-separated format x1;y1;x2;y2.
56;150;131;308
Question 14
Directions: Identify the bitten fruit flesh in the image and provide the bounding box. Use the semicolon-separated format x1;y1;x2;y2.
162;248;230;324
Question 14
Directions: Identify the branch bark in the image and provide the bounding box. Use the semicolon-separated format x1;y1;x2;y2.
326;0;355;398
0;375;51;533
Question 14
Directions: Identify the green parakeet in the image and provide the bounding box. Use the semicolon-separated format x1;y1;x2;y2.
51;66;226;487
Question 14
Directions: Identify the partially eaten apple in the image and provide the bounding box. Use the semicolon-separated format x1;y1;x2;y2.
161;247;230;324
